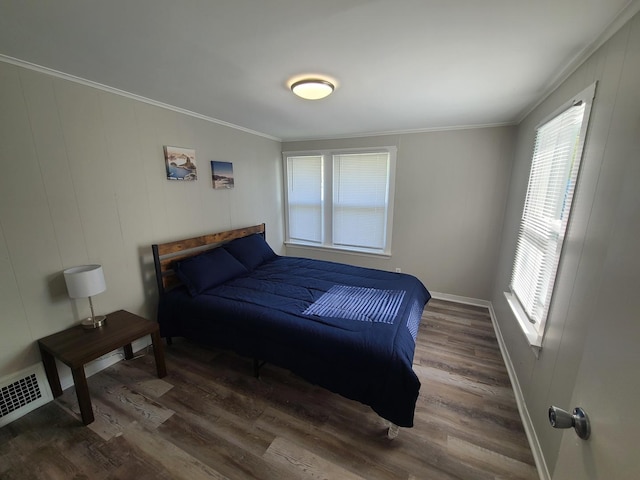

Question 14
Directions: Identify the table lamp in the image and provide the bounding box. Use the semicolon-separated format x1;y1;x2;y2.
63;264;107;329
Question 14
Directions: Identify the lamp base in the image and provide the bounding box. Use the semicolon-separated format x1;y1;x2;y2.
81;315;107;329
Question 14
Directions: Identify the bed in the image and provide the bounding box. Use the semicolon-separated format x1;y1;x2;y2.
152;224;430;434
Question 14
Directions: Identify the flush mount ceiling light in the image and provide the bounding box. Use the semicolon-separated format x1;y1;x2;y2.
291;78;335;100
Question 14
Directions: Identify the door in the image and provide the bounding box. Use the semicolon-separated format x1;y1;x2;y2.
551;155;640;478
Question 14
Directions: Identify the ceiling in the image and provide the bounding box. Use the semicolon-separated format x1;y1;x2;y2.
0;0;636;141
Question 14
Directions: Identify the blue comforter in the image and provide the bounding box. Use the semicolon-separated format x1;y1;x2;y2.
158;256;430;427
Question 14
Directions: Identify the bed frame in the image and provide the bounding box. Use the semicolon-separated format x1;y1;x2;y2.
151;223;266;372
151;222;404;438
151;223;266;296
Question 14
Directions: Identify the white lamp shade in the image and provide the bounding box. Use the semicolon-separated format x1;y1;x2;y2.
63;265;106;298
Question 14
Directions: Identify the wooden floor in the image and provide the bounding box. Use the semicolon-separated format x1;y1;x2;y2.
0;299;538;480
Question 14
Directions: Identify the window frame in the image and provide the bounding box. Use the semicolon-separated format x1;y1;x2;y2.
282;146;397;257
505;82;596;349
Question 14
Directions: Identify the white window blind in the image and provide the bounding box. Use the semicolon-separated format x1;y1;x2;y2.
333;152;390;250
509;96;591;343
286;155;323;243
283;148;396;255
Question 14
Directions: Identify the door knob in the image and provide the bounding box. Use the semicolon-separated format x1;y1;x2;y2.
548;406;590;440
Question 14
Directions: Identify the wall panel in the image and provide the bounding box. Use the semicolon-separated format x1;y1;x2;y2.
283;127;515;300
0;61;282;379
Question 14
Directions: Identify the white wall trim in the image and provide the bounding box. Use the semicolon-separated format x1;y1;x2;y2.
429;291;491;307
487;302;550;480
430;292;549;478
516;0;640;124
0;54;514;144
0;336;153;426
57;336;152;391
0;54;281;142
284;121;516;142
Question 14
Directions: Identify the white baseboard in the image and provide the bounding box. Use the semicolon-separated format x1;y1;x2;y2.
428;292;549;479
487;302;550;480
429;291;491;308
2;335;153;427
58;335;152;391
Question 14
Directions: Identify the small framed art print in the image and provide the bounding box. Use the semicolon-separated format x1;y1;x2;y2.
164;146;197;181
211;161;234;189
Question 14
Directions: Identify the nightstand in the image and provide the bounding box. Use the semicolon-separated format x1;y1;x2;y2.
38;310;167;425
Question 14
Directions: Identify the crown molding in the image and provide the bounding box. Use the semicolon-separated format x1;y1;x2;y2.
0;54;281;142
282;121;516;143
516;0;640;124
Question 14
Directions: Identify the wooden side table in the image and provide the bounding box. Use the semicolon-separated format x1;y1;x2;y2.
38;310;167;425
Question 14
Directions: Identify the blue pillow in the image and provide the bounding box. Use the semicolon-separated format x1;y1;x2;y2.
223;234;277;270
174;247;248;296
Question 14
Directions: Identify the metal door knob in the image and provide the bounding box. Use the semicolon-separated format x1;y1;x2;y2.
548;406;590;440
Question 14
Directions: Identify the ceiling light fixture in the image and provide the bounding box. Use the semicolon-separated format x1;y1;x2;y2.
291;78;335;100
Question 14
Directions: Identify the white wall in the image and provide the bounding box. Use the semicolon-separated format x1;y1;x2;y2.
283;126;515;300
0;61;283;379
490;10;640;478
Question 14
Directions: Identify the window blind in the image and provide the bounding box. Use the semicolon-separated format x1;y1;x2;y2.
333;152;390;250
286;155;323;243
284;147;395;255
510;102;587;327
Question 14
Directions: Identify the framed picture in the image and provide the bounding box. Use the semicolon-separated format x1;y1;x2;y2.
211;161;234;189
164;146;197;181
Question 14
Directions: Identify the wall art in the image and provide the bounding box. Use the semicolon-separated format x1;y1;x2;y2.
211;161;234;189
164;146;197;180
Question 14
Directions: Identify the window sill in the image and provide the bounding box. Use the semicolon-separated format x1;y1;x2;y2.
284;240;391;258
504;292;543;353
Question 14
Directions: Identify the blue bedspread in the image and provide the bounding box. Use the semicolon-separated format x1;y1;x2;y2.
158;256;430;427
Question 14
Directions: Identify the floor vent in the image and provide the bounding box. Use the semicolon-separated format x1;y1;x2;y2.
0;373;41;418
0;364;53;427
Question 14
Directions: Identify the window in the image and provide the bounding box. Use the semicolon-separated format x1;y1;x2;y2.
505;83;595;348
286;155;323;243
283;147;396;255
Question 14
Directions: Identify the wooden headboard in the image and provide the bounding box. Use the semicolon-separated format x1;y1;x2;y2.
151;223;266;296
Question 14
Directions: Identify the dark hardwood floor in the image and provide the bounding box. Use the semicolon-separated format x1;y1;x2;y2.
0;299;538;479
